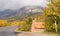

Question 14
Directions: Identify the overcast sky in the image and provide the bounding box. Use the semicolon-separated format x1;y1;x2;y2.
0;0;49;10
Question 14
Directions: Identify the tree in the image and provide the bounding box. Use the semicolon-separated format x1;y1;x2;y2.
25;17;32;24
43;0;60;33
17;17;32;31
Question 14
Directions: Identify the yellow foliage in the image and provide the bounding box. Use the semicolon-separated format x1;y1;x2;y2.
0;20;7;24
43;0;60;16
0;20;8;27
10;20;21;26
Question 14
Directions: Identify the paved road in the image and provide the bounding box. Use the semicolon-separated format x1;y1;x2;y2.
0;32;16;36
16;32;55;36
0;26;17;36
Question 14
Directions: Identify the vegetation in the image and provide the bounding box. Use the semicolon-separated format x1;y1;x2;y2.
0;16;32;32
18;17;32;31
0;20;10;27
43;0;60;33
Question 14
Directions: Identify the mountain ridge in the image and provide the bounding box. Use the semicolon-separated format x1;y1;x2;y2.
0;6;44;20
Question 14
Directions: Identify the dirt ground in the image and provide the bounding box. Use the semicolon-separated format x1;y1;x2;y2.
16;32;58;36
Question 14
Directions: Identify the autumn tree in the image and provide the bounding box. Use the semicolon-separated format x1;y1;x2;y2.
43;0;60;33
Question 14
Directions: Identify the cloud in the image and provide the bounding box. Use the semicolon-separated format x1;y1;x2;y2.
0;0;49;10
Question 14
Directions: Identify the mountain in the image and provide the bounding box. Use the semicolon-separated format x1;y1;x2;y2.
0;9;17;19
0;6;44;20
17;6;44;19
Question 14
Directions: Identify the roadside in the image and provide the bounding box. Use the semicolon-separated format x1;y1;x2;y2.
16;32;59;36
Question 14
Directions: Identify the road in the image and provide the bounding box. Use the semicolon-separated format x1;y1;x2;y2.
0;26;58;36
0;26;17;36
0;32;58;36
0;32;16;36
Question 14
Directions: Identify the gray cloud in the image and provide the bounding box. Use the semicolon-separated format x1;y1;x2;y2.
0;0;49;10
